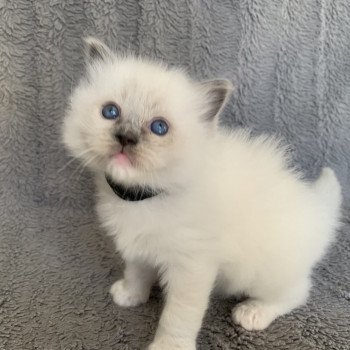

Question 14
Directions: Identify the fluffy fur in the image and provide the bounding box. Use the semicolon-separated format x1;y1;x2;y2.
62;38;342;350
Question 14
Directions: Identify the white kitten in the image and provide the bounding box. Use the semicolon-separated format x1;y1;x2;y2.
63;38;342;350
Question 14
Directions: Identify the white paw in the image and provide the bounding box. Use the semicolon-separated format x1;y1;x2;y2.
110;279;149;307
232;300;277;331
148;342;195;350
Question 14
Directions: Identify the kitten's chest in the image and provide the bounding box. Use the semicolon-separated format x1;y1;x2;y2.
96;191;184;262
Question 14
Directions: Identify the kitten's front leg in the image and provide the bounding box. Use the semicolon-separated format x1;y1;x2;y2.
149;263;217;350
110;260;157;307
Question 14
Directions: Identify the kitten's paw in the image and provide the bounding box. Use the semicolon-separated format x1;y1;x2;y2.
110;279;149;307
232;299;277;331
148;342;195;350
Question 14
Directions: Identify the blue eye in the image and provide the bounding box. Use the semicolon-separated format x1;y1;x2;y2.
102;103;120;120
150;119;169;136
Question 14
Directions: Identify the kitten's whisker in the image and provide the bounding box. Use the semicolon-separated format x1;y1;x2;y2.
57;148;95;174
65;153;100;183
57;157;79;174
66;163;86;182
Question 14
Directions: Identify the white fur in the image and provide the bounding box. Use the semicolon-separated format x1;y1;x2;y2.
63;39;342;350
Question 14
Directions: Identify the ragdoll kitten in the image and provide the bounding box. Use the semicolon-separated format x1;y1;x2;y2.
63;37;342;350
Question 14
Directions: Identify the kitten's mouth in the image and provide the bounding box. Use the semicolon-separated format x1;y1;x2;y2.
112;150;132;167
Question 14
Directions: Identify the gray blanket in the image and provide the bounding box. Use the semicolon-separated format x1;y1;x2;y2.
0;1;349;349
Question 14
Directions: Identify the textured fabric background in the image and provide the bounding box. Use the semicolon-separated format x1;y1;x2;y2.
0;1;349;349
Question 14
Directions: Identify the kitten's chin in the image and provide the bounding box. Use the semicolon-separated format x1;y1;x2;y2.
105;155;141;185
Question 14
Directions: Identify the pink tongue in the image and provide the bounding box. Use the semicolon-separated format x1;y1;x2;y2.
114;152;131;166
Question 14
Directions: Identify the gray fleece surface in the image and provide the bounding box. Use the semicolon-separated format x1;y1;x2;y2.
0;1;349;349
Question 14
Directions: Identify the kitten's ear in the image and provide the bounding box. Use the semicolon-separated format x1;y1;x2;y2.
83;37;113;63
199;79;233;122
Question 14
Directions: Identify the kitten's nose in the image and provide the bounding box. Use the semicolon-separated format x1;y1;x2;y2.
115;131;139;146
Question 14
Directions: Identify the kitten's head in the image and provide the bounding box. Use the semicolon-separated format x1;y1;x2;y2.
63;38;232;188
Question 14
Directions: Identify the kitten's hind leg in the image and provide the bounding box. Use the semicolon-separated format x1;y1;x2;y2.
232;279;310;331
110;260;157;307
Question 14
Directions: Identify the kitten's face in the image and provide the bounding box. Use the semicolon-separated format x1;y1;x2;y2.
63;38;232;187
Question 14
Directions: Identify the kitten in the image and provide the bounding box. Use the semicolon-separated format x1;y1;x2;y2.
63;37;342;350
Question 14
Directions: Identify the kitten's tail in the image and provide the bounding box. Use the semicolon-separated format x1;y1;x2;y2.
313;167;342;229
